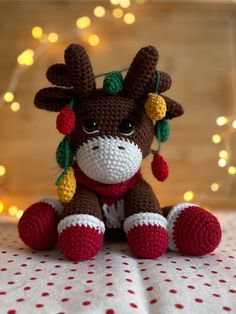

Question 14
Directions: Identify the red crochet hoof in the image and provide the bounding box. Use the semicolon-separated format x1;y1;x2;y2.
58;214;105;261
124;213;168;259
18;200;62;250
167;203;222;256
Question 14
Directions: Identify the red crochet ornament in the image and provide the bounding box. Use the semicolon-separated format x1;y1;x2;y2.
151;152;169;181
56;105;75;135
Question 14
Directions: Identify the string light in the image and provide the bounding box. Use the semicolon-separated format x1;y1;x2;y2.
94;6;106;17
232;120;236;129
123;13;135;24
0;202;4;213
228;166;236;175
17;49;34;66
31;26;43;39
4;92;14;103
218;158;227;168
112;8;124;18
76;16;91;29
110;0;120;5
212;134;221;144
211;182;219;192
183;191;194;201
8;205;19;216
120;0;131;8
11;102;20;112
47;32;59;43
219;150;228;160
216;116;228;126
0;165;6;176
88;34;100;46
16;209;24;219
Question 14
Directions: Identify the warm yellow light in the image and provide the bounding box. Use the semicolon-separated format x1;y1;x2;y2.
94;6;106;17
32;26;43;39
110;0;120;4
120;0;131;8
211;183;219;192
219;150;228;160
212;134;221;144
0;202;4;213
112;8;124;18
11;102;20;112
135;0;146;3
123;13;135;24
218;158;227;167
183;191;194;201
88;34;100;46
76;16;91;29
47;32;58;43
4;92;14;103
8;205;18;216
228;166;236;175
216;116;228;126
16;209;24;219
0;165;6;176
17;49;34;66
232;120;236;129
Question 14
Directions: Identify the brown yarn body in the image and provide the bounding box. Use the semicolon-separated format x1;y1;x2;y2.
34;44;183;234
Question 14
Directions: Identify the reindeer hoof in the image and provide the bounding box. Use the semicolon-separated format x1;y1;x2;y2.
124;213;168;259
58;214;105;261
167;203;222;256
18;199;62;250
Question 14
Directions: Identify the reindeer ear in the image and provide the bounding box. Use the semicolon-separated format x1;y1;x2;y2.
34;87;74;112
162;95;184;119
46;64;72;87
123;46;159;100
64;44;96;98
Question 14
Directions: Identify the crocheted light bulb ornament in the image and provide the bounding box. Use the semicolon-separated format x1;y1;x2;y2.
151;152;169;181
103;71;123;95
56;105;75;135
155;120;170;143
145;93;167;121
57;167;76;203
56;137;74;169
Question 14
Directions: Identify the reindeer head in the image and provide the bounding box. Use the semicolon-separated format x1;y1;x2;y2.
35;44;183;185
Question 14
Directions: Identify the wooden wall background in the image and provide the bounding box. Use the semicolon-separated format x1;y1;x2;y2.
0;0;236;211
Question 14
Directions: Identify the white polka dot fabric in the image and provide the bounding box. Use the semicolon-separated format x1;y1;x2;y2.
0;211;235;314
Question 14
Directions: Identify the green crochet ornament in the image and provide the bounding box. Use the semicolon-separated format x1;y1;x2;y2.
155;120;170;143
56;136;74;169
103;71;123;95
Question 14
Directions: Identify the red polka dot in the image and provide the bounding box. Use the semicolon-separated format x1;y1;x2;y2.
83;301;91;306
212;293;221;298
41;292;49;297
146;287;154;292
143;277;149;280
106;282;113;286
150;299;157;304
169;289;177;294
7;311;16;314
187;285;195;289
36;304;44;308
130;303;138;308
223;306;232;312
106;310;115;314
23;286;31;291
204;283;211;287
65;286;72;290
61;298;69;302
128;290;135;294
106;293;114;297
8;281;15;285
47;282;54;286
175;304;184;309
219;279;226;283
86;280;93;284
85;289;92;293
16;298;24;302
164;279;172;282
229;289;236;293
0;291;6;295
195;298;203;303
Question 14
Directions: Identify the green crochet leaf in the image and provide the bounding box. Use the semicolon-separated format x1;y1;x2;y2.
56;137;73;169
155;120;170;143
103;71;123;95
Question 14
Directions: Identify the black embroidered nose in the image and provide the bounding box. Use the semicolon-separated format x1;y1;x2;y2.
118;146;125;150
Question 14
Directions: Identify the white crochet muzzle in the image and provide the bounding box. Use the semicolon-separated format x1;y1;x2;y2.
76;136;142;184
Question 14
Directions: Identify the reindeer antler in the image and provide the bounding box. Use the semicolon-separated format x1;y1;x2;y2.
64;44;96;98
46;64;72;87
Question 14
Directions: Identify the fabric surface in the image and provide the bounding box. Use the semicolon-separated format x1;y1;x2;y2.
0;211;235;314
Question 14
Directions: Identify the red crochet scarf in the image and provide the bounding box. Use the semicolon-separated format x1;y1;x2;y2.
73;165;142;205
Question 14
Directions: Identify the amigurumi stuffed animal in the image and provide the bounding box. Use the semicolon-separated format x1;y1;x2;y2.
18;44;222;261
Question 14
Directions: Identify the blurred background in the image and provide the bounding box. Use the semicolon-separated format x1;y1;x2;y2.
0;0;236;219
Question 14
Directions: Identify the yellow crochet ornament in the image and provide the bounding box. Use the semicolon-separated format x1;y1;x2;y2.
57;167;76;203
144;70;166;121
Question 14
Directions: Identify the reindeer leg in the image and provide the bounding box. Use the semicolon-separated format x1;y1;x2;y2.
58;186;105;261
163;203;222;256
18;198;63;250
123;179;168;259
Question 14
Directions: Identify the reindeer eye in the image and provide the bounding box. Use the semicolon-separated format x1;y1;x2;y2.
83;119;99;134
119;119;134;136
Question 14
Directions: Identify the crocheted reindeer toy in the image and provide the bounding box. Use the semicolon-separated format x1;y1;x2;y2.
18;44;222;261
